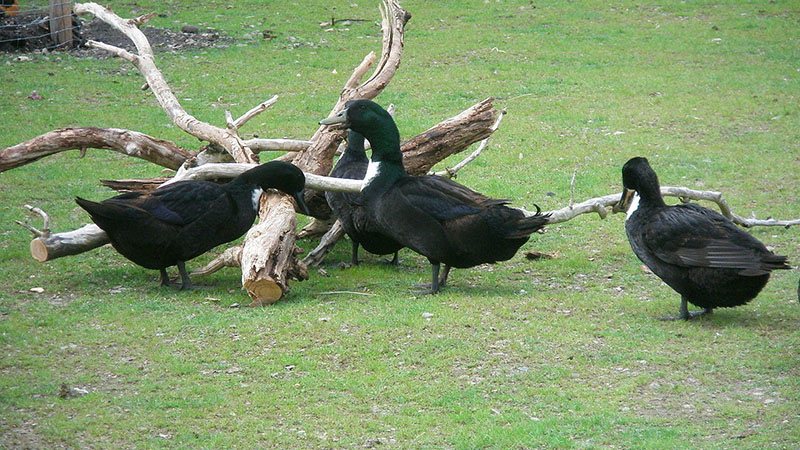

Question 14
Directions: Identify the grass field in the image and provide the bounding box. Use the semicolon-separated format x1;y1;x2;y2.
1;1;799;448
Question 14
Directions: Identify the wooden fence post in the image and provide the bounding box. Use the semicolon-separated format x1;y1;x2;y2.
49;0;73;48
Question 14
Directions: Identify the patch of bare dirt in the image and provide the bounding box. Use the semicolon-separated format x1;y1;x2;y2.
0;13;233;55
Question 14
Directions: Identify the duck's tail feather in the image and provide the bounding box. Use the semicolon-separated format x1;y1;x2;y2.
75;196;138;225
75;197;103;216
506;204;551;239
761;253;791;271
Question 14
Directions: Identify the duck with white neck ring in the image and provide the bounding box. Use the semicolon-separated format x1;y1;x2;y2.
76;161;309;289
618;157;790;320
320;99;550;294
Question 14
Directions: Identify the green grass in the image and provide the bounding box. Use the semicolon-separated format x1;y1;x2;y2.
2;0;799;448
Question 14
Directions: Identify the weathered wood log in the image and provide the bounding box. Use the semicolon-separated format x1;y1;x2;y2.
191;246;243;278
100;177;170;193
401;97;498;175
28;224;110;262
302;220;347;267
246;138;313;153
18;183;799;265
240;193;308;305
291;1;410;178
98;98;499;200
429;109;506;178
15;205;110;262
0;127;192;172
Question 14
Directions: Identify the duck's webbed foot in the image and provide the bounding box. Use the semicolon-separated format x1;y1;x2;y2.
379;251;400;266
659;297;713;321
350;241;360;266
159;262;208;290
413;264;450;295
159;268;183;289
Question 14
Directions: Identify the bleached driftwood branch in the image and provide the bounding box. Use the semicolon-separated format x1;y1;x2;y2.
164;162;364;192
0;127;193;172
17;181;797;265
74;2;258;165
0;130;313;173
290;0;411;177
302;220;347;266
231;95;279;131
533;186;800;228
245;139;313;153
236;0;409;303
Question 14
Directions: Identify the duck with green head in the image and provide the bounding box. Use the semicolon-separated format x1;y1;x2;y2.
326;129;403;265
321;99;549;294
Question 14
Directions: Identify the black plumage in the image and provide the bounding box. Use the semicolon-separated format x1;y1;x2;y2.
325;130;403;265
320;99;550;293
619;157;790;319
76;161;308;289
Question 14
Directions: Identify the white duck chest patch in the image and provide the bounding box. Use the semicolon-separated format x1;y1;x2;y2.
362;161;381;191
251;187;264;211
626;193;640;221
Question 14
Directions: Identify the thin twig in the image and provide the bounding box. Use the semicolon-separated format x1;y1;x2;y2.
318;291;378;296
25;204;50;234
569;168;577;208
233;95;279;130
132;12;156;27
244;138;313;153
14;220;43;237
85;40;138;64
224;110;236;130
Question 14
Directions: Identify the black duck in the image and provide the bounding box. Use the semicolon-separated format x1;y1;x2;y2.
320;100;549;293
618;156;790;319
76;161;308;289
326;130;403;265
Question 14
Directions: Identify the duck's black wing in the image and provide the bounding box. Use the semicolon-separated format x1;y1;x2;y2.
643;203;789;275
398;175;496;221
383;175;539;267
108;180;228;226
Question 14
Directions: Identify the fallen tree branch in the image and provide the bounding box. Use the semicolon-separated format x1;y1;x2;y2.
15;205;109;262
74;2;258;165
534;186;800;228
232;95;279;130
290;0;410;177
657;186;800;228
401;97;498;175
0;127;192;172
241;194;308;305
191;246;242;278
160;163;364;192
428;107;506;178
17;183;797;264
245;139;313;153
238;0;409;301
302;220;347;266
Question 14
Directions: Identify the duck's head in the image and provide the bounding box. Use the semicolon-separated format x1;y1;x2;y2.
239;161;310;215
614;157;663;213
319;100;401;161
319;99;392;131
